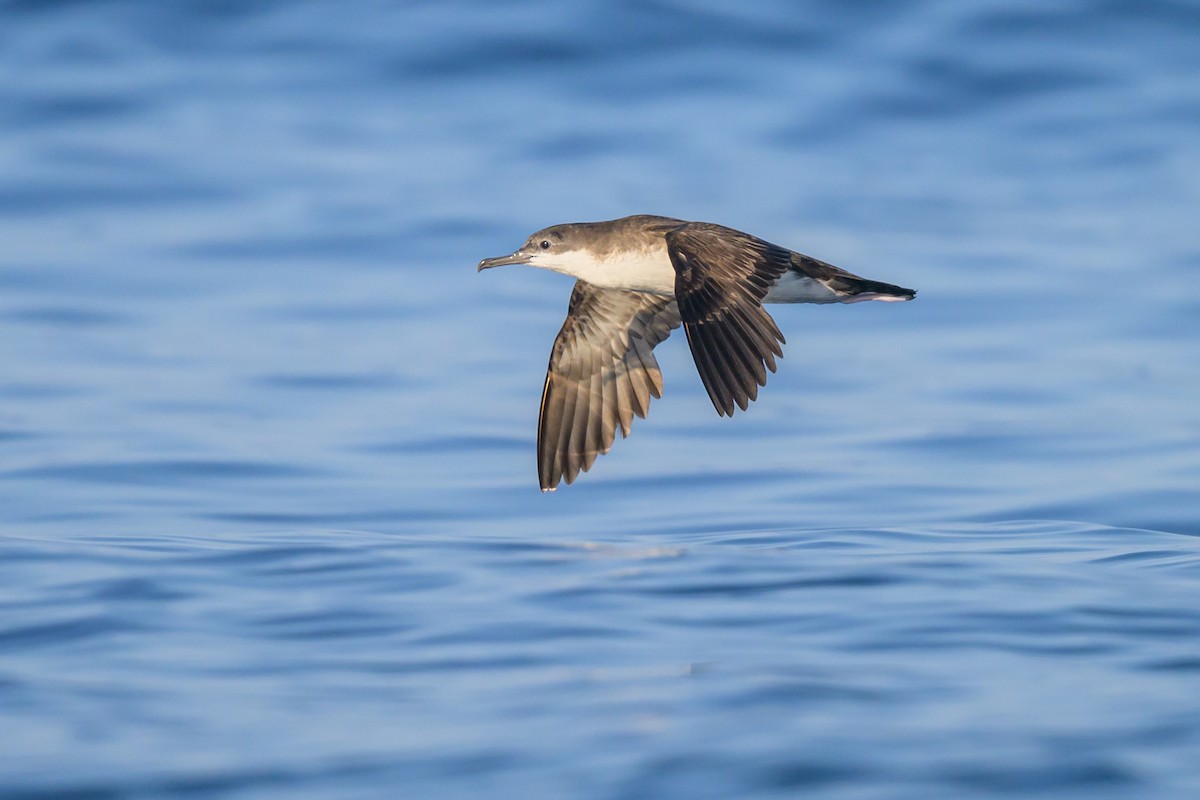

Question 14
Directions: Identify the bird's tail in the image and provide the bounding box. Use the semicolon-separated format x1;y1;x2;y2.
828;275;917;303
789;253;917;303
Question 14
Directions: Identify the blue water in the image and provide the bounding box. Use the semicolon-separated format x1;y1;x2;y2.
2;1;1200;797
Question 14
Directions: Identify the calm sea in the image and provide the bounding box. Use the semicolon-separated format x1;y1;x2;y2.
2;1;1199;797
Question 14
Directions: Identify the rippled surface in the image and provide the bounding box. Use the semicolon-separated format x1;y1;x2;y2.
2;1;1200;797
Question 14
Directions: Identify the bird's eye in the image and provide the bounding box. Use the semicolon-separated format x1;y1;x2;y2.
539;240;551;250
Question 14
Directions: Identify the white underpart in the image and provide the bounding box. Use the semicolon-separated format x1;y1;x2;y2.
532;246;676;295
840;292;911;303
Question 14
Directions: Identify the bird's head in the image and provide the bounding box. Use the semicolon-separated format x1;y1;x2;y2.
477;225;575;272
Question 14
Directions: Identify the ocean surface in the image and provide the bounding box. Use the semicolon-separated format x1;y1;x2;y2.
2;1;1200;797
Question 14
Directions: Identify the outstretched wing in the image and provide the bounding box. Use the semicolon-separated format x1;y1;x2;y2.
666;223;791;416
538;282;680;491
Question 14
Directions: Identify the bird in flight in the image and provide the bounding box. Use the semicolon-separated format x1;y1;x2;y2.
478;215;916;491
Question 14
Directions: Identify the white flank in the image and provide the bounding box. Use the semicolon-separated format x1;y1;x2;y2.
763;272;846;304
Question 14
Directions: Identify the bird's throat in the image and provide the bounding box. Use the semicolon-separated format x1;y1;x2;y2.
540;246;676;295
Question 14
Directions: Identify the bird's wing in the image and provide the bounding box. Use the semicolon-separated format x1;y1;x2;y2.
666;223;791;416
538;282;680;491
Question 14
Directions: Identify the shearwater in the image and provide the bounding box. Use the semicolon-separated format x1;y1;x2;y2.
478;214;916;492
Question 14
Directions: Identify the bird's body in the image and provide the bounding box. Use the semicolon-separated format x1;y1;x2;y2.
478;215;916;491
